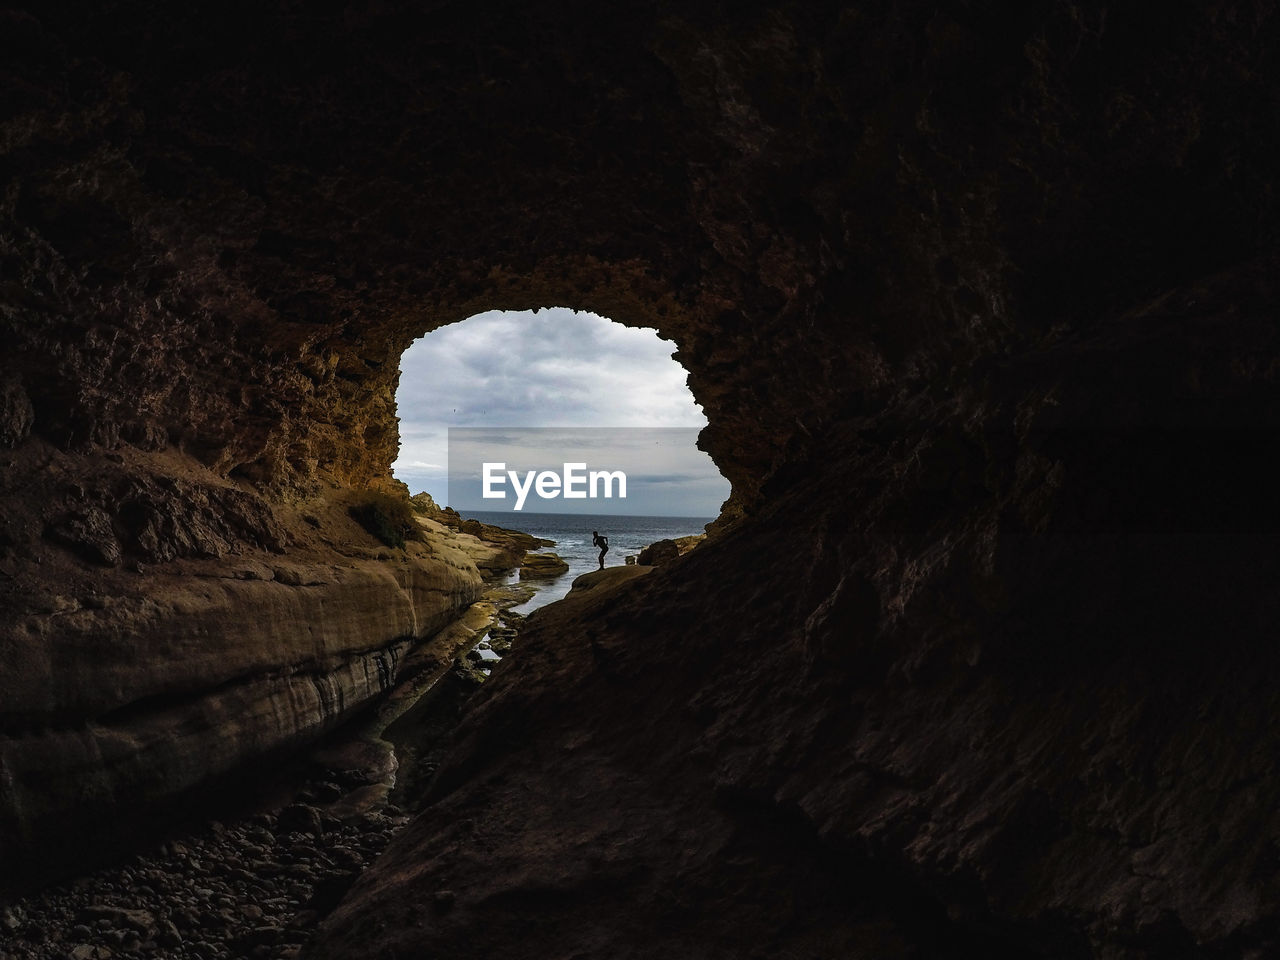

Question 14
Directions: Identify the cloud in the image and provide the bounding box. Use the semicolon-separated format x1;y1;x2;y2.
392;310;727;514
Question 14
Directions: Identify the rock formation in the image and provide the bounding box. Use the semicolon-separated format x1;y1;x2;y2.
563;564;654;597
418;512;553;573
518;552;570;579
3;0;1280;956
0;450;503;886
636;538;680;566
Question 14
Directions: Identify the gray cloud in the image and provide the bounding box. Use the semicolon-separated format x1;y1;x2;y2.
392;310;728;516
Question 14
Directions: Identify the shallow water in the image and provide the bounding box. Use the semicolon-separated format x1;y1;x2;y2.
464;510;714;613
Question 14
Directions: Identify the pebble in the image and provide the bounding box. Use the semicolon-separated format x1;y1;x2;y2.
0;795;407;960
3;600;519;960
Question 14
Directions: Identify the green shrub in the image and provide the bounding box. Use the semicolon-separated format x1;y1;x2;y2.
348;492;422;549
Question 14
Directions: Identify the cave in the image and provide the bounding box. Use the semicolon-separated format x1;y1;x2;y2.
3;1;1280;957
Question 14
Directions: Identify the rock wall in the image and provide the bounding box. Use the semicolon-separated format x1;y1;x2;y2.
3;0;1280;954
315;254;1280;957
0;439;492;887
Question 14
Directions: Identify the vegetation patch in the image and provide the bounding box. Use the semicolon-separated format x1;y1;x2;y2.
348;492;423;549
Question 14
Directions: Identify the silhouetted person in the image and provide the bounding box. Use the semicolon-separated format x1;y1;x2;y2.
592;530;609;569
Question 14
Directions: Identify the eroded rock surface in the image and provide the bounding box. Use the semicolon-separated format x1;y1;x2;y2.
518;552;570;580
0;440;506;888
636;537;680;566
314;260;1280;958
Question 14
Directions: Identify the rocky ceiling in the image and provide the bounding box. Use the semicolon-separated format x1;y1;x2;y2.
8;1;1274;509
4;0;1280;956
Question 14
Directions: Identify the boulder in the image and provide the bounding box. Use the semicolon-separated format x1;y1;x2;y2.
636;539;679;566
564;565;652;596
409;492;439;514
518;552;570;579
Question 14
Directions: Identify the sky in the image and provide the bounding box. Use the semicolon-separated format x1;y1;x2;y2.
392;309;729;517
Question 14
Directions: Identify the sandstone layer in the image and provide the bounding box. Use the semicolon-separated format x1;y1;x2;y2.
2;1;1280;956
0;439;502;888
518;552;570;580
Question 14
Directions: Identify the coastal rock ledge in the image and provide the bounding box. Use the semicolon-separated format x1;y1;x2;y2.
518;552;570;579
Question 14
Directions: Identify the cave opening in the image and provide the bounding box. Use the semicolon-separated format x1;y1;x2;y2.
391;307;729;514
390;306;731;609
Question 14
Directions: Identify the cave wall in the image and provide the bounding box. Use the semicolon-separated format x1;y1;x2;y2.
4;0;1280;953
11;1;1272;507
314;253;1280;958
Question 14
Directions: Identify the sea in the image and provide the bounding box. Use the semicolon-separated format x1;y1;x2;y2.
462;510;715;614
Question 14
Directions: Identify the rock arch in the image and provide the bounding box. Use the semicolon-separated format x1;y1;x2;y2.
4;1;1280;954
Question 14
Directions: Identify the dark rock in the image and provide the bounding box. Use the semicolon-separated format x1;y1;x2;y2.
276;805;324;838
565;565;652;597
6;5;1280;960
311;781;343;802
240;925;283;948
0;378;34;447
288;908;320;931
636;539;679;566
327;847;364;871
79;905;155;936
452;657;489;687
2;905;27;933
44;507;121;566
156;919;182;948
307;870;359;914
488;635;513;656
